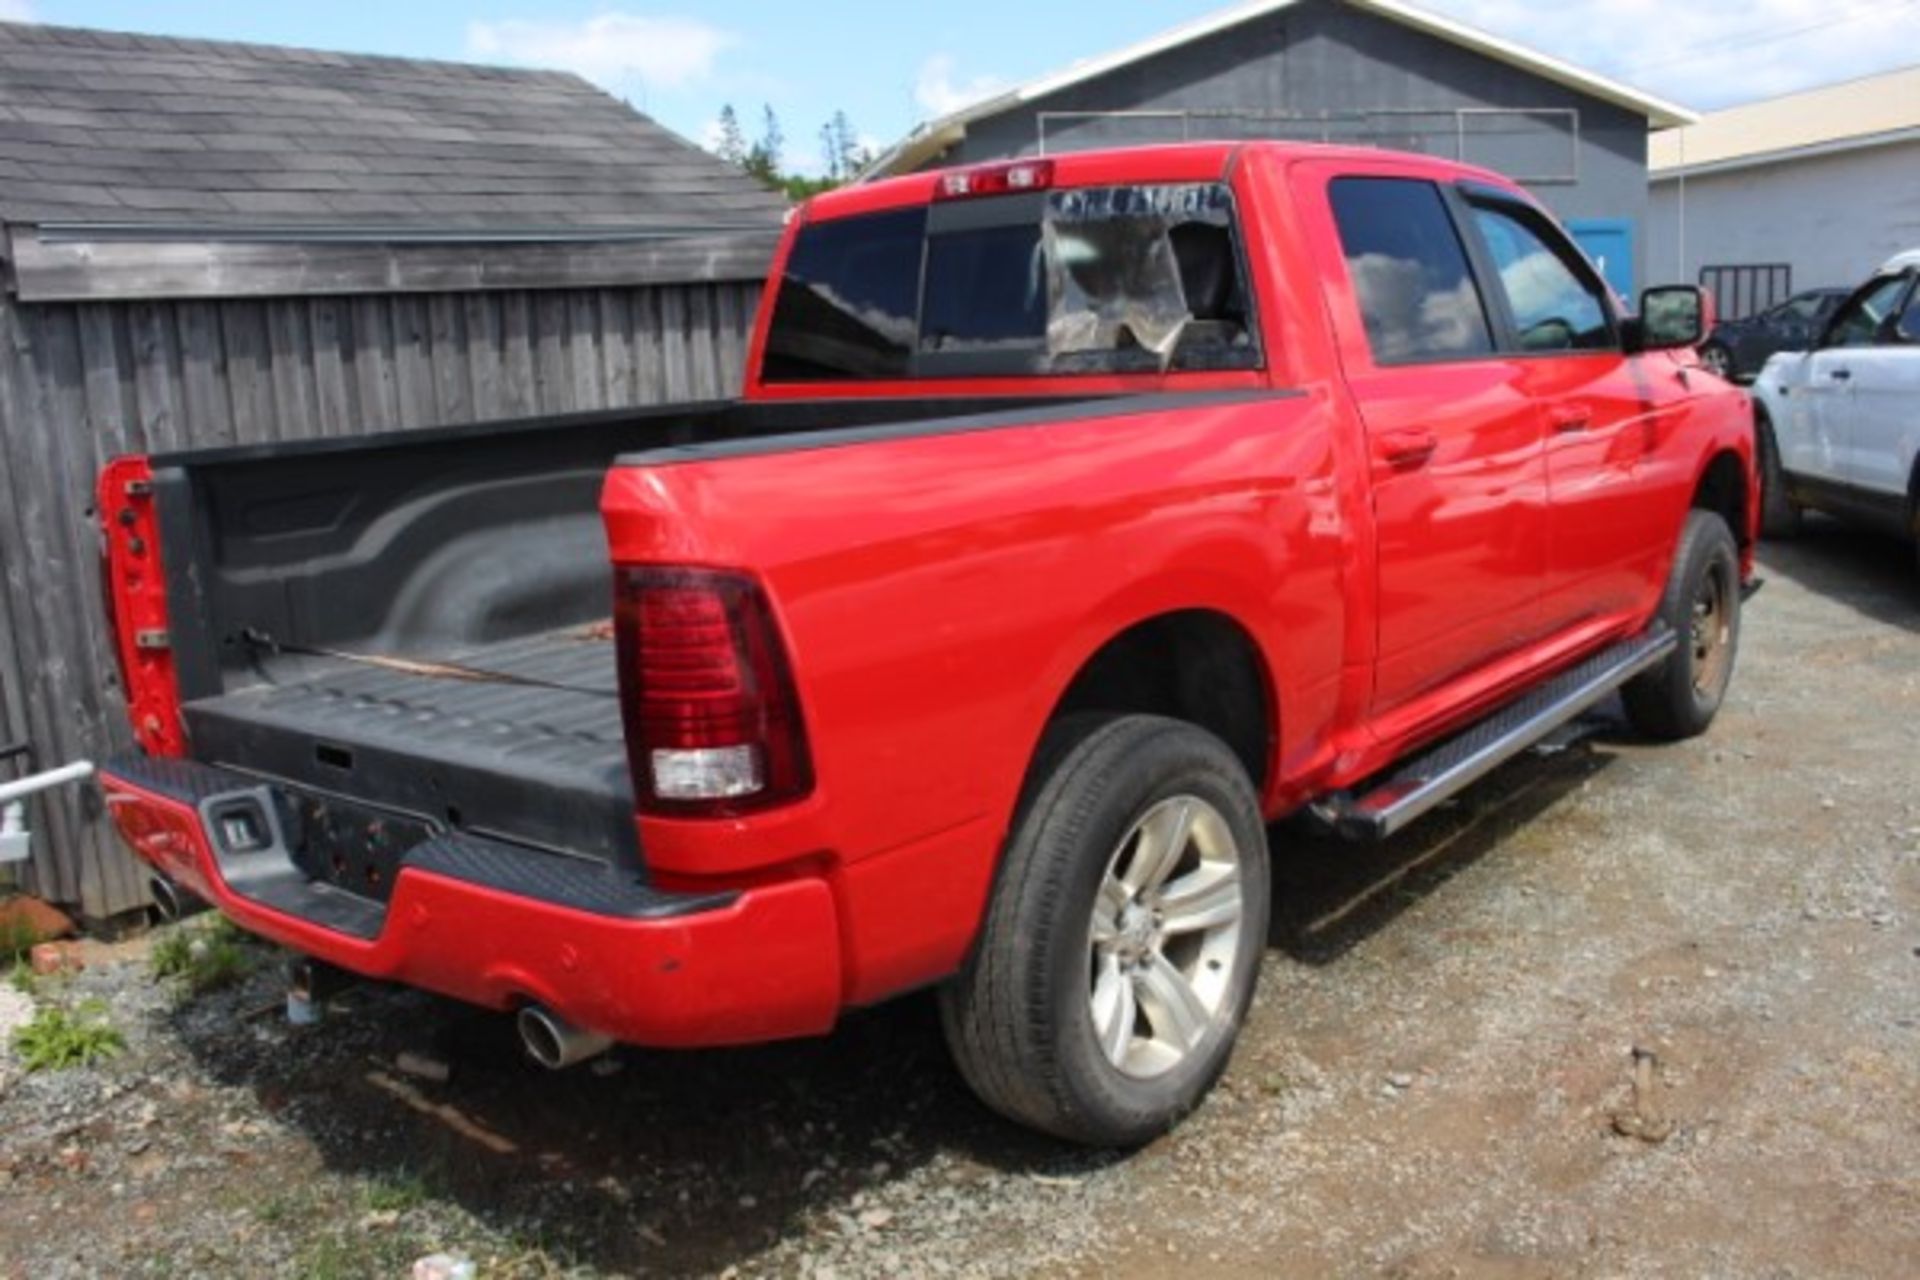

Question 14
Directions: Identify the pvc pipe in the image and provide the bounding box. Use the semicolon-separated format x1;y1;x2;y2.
0;759;94;805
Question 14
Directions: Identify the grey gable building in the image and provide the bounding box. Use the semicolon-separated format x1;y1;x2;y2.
0;21;784;921
868;0;1693;296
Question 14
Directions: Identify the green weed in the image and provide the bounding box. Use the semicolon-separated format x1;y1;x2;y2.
151;916;253;993
12;999;125;1070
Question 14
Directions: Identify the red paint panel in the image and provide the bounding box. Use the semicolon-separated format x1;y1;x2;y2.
97;456;185;757
100;772;843;1048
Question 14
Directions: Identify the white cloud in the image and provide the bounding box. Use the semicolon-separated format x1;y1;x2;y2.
465;12;733;94
0;0;35;22
914;54;1011;118
1424;0;1920;110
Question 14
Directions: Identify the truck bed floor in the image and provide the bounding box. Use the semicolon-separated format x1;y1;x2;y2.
182;625;637;866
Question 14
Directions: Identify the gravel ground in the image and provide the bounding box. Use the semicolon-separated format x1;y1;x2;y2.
1;518;1915;1279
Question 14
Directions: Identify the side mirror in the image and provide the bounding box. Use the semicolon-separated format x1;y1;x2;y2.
1626;284;1712;352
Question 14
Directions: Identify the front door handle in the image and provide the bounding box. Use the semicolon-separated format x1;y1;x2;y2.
1829;368;1852;381
1373;427;1437;468
1549;404;1592;433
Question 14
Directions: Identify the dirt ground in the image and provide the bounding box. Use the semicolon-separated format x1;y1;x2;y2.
1;519;1916;1280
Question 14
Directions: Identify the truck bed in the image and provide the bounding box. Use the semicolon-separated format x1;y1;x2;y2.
133;394;1065;871
185;624;632;864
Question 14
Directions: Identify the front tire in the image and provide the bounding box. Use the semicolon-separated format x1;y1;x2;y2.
1623;510;1742;740
940;714;1270;1146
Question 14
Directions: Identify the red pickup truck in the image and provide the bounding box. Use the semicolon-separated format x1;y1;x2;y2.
97;142;1754;1146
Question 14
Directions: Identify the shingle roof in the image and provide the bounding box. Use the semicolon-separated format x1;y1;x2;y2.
0;20;788;231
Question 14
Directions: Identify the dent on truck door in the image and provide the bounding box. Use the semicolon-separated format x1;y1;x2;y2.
1456;195;1677;625
1318;174;1549;714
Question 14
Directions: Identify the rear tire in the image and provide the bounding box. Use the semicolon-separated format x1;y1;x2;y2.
1756;409;1801;539
940;714;1270;1147
1623;510;1741;741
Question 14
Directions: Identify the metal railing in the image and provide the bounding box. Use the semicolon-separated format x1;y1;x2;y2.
1035;107;1582;184
0;742;96;866
1697;263;1792;322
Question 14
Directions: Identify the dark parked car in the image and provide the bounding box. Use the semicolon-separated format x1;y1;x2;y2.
1699;287;1848;382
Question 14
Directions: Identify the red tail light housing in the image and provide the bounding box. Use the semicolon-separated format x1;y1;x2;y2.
613;567;812;817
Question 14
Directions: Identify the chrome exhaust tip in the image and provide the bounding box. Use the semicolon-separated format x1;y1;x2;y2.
516;1004;614;1070
149;874;209;923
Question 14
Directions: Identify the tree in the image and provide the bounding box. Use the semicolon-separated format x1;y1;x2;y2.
744;105;784;186
716;104;872;200
713;103;746;166
820;110;863;183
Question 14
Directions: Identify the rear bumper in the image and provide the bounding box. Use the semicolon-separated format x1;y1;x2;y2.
99;758;843;1048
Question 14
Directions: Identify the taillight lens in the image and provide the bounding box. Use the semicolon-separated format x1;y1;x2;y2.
612;567;813;816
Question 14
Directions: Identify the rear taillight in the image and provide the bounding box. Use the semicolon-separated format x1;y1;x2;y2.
612;567;812;816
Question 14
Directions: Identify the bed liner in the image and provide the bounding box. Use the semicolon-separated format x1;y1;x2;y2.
182;624;636;867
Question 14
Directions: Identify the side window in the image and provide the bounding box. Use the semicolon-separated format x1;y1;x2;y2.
1826;275;1910;348
762;208;927;381
1327;177;1493;365
1896;287;1920;344
1466;202;1613;353
1780;294;1824;323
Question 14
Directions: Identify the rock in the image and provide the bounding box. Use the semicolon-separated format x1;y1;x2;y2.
1385;1072;1415;1090
411;1254;476;1280
29;941;84;975
0;895;73;943
859;1208;894;1231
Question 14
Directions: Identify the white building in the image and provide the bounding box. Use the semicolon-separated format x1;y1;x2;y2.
1648;64;1920;317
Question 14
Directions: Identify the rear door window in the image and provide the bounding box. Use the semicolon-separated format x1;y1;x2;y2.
1327;177;1494;364
761;208;926;381
761;182;1260;382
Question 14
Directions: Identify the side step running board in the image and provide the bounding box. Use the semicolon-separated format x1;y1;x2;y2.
1324;625;1677;842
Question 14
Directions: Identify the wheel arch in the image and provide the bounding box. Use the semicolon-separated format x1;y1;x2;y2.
1033;607;1279;804
1691;445;1753;552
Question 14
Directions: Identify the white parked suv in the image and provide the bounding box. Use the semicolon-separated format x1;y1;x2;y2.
1751;249;1920;572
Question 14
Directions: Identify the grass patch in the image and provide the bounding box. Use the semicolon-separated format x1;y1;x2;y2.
0;910;40;969
12;999;124;1070
151;916;254;994
361;1167;431;1214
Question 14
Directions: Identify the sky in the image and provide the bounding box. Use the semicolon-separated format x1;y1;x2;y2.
4;0;1918;173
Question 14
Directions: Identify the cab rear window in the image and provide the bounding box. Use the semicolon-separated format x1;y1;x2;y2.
761;183;1260;382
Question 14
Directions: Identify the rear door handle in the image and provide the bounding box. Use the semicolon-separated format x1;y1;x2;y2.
1829;368;1852;381
1373;427;1437;468
1548;404;1592;433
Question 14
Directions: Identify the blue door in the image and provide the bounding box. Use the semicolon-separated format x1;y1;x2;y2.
1566;219;1635;303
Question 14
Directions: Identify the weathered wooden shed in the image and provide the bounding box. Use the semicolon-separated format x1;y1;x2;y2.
0;20;782;922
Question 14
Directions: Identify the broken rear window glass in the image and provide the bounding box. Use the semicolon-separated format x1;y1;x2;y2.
762;182;1261;381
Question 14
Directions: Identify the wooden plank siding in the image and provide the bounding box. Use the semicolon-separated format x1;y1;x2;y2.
0;278;761;919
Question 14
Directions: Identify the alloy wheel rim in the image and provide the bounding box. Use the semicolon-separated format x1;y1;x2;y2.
1087;794;1245;1080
